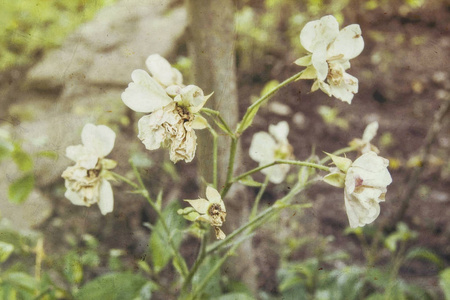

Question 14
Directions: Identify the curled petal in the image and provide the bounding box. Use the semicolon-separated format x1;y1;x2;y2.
191;115;208;130
206;186;222;205
81;124;116;157
328;24;364;61
137;114;167;151
121;69;172;113
362;121;379;143
65;189;86;207
98;179;114;215
345;188;381;228
329;72;359;104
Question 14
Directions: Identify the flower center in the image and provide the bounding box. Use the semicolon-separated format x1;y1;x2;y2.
274;143;293;160
208;203;226;226
175;105;193;122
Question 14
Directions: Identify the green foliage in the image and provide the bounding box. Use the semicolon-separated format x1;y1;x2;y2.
317;106;349;130
440;268;450;300
0;0;115;71
75;273;150;300
149;200;186;275
384;222;418;252
8;173;35;204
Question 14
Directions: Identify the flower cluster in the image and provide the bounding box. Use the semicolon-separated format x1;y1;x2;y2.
122;54;210;163
324;152;392;228
296;15;364;104
62;124;116;215
249;121;293;184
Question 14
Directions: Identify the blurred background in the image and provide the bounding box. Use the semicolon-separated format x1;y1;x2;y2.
0;0;449;299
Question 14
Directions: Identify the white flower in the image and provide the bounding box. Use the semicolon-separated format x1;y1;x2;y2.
350;121;380;154
249;121;293;184
344;151;392;228
297;15;364;104
62;124;116;215
185;186;227;239
121;54;210;163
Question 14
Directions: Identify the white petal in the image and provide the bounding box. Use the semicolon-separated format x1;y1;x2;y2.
262;164;290;184
311;47;329;81
249;132;277;163
145;54;183;87
121;69;172;113
269;121;289;143
300;15;339;53
328;24;364;61
98;179;114;215
65;189;87;207
81;124;116;157
185;198;210;214
348;152;392;188
362;121;379;142
66;144;88;162
206;186;222;204
329;72;358;104
137;114;166;150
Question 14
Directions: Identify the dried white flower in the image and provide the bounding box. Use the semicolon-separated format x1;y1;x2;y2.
350;121;380;154
62;124;116;215
249;121;293;184
121;54;210;163
297;15;364;104
185;186;227;239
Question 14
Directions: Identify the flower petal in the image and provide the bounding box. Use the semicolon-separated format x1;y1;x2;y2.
66;144;89;162
311;46;329;81
362;121;379;142
98;179;114;215
145;54;183;87
249;132;277;163
344;189;381;228
300;15;339;53
328;24;364;61
191;115;208;130
121;69;172;113
65;189;87;207
206;186;222;204
185;198;210;214
269;121;289;143
262;164;290;184
81;124;116;157
329;72;358;104
137;114;167;151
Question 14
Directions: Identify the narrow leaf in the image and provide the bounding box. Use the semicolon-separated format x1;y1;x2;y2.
8;173;34;204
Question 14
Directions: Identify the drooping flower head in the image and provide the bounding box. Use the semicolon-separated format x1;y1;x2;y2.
296;15;364;104
121;54;210;163
249;121;293;184
62;124;116;215
184;186;227;239
323;151;392;228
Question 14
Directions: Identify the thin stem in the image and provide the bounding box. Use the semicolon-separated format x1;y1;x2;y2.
220;137;238;197
234;160;330;184
250;176;270;220
201;107;234;137
207;126;218;189
181;231;208;295
130;161;189;278
111;171;139;189
237;71;304;135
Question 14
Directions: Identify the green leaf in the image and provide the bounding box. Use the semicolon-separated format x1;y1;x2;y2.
238;104;260;133
439;268;450;300
294;55;312;67
217;293;254;300
0;138;14;161
11;145;33;172
405;247;445;270
299;65;317;79
260;80;280;97
63;253;83;284
238;175;263;187
76;273;148;300
0;241;14;263
37;150;59;160
3;272;39;293
149;201;185;274
8;173;34;204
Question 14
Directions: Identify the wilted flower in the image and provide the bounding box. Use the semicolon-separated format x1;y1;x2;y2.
184;186;227;239
349;121;380;154
296;15;364;104
323;151;392;228
249;121;293;184
62;124;117;215
122;54;210;163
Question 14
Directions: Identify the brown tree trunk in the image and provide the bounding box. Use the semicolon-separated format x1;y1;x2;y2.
186;0;258;293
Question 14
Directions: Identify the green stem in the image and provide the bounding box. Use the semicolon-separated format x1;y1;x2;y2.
234;160;330;184
207;126;218;189
237;70;304;135
250;176;270;220
220;137;238;197
111;172;139;189
201;107;235;137
129;161;189;278
180;231;208;295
